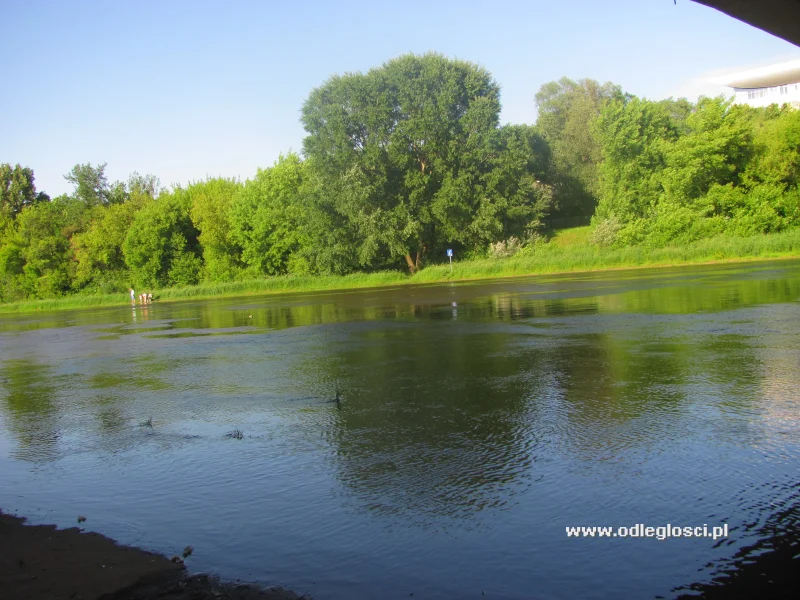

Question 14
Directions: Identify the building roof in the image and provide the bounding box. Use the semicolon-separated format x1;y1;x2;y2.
710;59;800;89
692;1;800;48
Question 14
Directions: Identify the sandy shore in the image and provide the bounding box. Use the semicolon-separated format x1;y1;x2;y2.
0;510;302;600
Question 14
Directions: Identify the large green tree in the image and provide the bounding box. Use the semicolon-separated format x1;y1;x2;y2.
534;78;623;220
123;190;202;288
72;192;155;293
187;177;244;281
743;105;800;188
478;124;553;241
302;52;552;273
229;154;308;276
593;94;799;246
594;96;678;223
0;198;76;300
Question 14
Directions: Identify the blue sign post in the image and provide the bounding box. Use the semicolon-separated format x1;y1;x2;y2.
447;248;453;271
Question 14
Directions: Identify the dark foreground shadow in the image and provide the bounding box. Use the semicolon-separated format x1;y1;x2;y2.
0;510;302;600
674;483;800;599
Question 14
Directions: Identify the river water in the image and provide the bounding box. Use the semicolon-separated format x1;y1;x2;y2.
1;261;799;599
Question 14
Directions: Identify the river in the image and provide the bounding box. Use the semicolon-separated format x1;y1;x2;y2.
1;260;799;599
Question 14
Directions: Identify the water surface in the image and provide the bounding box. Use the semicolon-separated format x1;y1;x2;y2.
1;261;799;599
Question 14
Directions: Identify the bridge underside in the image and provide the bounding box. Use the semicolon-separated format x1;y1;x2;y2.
693;1;800;47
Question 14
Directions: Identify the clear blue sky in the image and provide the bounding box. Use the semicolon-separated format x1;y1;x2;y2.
3;0;799;197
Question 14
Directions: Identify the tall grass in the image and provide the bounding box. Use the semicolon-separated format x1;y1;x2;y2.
0;292;130;314
2;228;799;314
413;228;800;282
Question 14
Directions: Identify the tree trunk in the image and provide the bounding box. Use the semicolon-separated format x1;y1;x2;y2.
405;253;417;274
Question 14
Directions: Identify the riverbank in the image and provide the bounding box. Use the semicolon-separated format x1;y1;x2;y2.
0;510;301;600
1;228;799;314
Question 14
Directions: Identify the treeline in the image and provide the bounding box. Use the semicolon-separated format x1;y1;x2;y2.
1;53;799;302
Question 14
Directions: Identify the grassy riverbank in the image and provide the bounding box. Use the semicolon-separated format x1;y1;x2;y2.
1;228;799;314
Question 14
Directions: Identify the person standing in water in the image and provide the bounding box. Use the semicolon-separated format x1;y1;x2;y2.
129;288;135;305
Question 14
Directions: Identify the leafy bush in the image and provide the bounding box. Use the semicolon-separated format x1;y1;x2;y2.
168;252;202;287
616;218;651;247
589;216;622;247
645;204;701;247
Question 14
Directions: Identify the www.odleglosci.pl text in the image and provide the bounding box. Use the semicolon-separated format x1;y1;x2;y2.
566;524;729;540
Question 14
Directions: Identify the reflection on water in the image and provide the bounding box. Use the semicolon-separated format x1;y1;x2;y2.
1;359;62;462
0;260;799;599
321;325;544;522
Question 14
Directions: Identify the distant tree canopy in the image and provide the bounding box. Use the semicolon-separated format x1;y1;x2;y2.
0;164;48;219
1;53;799;303
65;163;117;207
534;77;624;221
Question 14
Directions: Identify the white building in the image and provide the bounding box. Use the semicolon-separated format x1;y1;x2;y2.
711;59;800;109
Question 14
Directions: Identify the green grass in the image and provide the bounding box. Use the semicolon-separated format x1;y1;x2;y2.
549;225;591;248
411;227;800;283
2;227;799;315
